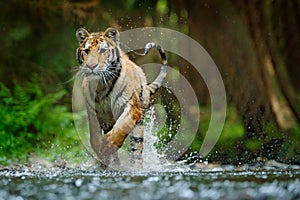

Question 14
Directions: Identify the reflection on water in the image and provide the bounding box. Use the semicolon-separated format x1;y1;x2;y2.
1;167;300;200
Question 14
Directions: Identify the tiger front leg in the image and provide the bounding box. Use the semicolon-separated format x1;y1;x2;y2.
87;112;107;164
86;107;122;167
99;93;143;166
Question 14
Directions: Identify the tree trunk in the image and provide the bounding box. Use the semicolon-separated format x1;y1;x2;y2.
234;0;298;130
179;0;300;162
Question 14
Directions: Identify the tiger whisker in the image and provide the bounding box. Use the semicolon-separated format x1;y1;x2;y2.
101;72;108;87
80;72;85;79
62;75;76;85
70;68;81;72
103;72;111;87
70;66;81;72
106;70;119;78
106;72;118;79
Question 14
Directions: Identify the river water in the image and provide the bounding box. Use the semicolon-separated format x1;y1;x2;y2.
1;166;300;200
2;108;300;200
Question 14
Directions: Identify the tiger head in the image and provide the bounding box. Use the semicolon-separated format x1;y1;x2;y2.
75;27;121;82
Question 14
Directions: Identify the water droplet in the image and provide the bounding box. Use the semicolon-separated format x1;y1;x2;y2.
75;179;83;187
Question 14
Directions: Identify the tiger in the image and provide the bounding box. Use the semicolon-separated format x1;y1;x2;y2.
74;27;168;168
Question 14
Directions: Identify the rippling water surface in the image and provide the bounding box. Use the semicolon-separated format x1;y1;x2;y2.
2;109;300;200
1;167;300;200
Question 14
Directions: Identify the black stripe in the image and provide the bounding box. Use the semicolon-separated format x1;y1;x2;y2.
136;119;143;125
118;98;130;115
110;48;115;62
113;83;127;105
104;48;122;97
85;100;97;115
159;51;167;61
130;135;144;143
76;48;83;65
115;47;120;61
104;70;119;98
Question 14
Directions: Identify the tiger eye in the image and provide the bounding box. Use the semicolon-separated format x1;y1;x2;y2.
83;48;89;55
99;42;109;54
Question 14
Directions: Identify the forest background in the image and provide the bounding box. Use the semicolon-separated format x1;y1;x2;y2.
0;0;299;166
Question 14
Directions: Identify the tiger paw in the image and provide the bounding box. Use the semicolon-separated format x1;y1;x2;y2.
99;135;119;156
98;136;118;166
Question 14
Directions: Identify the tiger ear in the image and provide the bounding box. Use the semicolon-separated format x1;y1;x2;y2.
76;28;89;44
104;27;119;43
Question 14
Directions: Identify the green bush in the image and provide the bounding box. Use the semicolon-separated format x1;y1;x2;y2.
0;76;80;165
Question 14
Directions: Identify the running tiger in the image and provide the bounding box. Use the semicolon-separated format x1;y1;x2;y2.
74;27;169;168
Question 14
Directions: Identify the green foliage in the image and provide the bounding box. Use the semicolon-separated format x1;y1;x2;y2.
278;125;300;163
245;139;264;151
190;106;244;151
180;105;245;163
156;0;168;14
0;76;80;165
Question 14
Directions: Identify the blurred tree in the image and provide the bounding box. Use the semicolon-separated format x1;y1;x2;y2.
168;0;300;163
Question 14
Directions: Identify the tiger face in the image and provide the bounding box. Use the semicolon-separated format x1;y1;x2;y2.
76;27;121;84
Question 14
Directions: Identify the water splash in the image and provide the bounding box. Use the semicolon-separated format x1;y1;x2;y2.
142;106;191;172
142;106;164;171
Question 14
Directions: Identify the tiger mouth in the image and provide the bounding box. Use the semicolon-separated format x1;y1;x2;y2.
80;66;107;75
84;71;105;78
84;73;104;83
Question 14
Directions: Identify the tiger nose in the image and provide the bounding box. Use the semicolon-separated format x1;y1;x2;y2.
86;63;98;69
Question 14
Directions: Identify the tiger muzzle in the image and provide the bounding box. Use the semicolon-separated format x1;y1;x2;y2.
86;63;98;70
